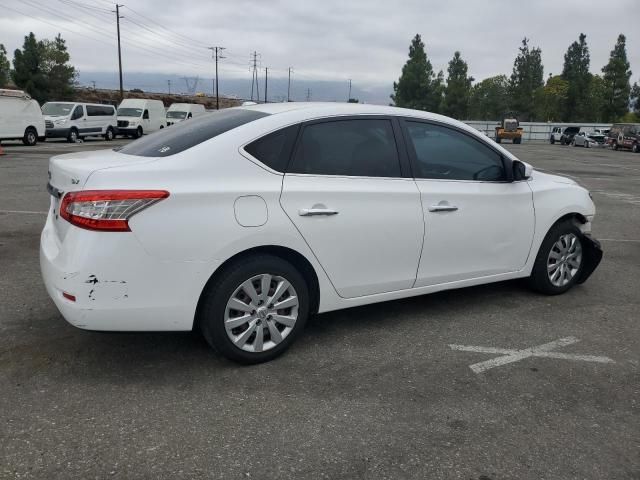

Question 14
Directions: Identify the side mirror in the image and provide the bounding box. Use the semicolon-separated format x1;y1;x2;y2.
512;160;532;181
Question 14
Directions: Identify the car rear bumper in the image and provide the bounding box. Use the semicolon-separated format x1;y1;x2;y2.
39;211;206;331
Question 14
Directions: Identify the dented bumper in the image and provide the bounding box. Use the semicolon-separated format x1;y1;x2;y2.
576;234;603;284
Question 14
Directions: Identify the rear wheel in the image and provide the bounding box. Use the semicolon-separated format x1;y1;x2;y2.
550;136;555;144
199;255;310;364
632;143;639;153
104;127;115;141
22;127;37;146
529;221;584;295
495;137;501;143
612;141;619;151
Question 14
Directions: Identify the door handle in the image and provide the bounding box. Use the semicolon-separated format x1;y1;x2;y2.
298;208;339;216
428;204;458;212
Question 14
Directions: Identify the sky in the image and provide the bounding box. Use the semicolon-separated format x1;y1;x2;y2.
0;0;638;103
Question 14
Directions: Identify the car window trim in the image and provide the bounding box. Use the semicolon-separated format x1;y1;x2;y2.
286;115;408;179
398;117;513;183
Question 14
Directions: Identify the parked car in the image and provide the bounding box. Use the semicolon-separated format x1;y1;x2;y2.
166;103;206;126
572;131;606;148
42;102;117;143
41;103;602;364
116;99;166;138
550;126;581;145
608;123;640;153
0;89;45;146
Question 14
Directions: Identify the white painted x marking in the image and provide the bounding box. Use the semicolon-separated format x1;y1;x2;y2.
449;337;615;374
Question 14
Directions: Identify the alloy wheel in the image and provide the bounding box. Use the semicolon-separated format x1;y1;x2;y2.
224;274;299;353
547;233;582;287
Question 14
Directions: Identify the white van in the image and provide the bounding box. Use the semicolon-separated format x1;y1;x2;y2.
41;102;117;143
117;99;166;138
0;89;45;146
166;103;206;126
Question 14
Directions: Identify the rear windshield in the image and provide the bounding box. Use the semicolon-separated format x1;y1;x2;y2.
118;108;269;157
564;127;580;133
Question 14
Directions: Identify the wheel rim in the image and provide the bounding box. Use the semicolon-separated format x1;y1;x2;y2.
547;233;582;287
28;132;35;144
107;129;113;139
70;131;77;141
224;274;299;353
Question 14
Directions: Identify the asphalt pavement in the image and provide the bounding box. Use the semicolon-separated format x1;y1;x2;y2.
0;137;638;479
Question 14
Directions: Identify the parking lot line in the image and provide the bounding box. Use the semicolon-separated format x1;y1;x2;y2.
449;337;615;373
0;209;48;215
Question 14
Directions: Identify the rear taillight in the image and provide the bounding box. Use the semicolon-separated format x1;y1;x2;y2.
59;190;169;232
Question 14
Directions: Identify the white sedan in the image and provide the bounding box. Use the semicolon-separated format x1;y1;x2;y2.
41;103;603;363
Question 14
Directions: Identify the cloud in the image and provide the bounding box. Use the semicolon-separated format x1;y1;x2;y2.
1;0;638;101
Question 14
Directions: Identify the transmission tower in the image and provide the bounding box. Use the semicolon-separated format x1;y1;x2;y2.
250;51;261;101
182;76;200;95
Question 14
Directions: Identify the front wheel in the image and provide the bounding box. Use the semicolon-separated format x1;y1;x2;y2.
199;255;310;364
67;128;78;143
612;141;619;151
133;126;143;139
632;143;639;153
550;136;555;144
529;221;584;295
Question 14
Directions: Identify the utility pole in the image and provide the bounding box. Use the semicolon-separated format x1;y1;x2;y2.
114;4;124;100
250;51;260;101
348;79;352;102
264;67;268;103
287;67;293;102
208;46;225;109
306;88;311;102
167;79;171;94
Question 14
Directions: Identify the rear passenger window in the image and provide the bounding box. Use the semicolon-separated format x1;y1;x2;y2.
406;122;505;181
86;105;114;116
289;119;401;177
244;125;298;172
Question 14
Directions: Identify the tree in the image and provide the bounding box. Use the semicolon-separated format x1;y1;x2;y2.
562;33;591;121
442;51;473;119
0;44;10;88
392;34;440;111
631;81;640;120
11;33;48;101
535;75;569;121
601;34;632;122
468;75;509;120
584;75;608;122
432;70;445;113
509;38;544;121
11;32;76;103
41;34;76;100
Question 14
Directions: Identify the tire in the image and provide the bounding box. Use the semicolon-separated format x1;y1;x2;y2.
633;143;639;153
104;127;114;141
22;127;37;146
67;128;78;143
529;221;585;295
514;137;521;144
585;140;590;148
550;136;555;144
133;126;143;139
199;254;310;364
495;137;501;143
572;139;577;147
612;141;619;151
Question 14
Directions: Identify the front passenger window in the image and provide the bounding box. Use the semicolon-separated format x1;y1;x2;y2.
143;110;149;119
71;106;83;120
406;122;505;181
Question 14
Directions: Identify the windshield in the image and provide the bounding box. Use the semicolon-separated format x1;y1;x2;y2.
118;109;269;157
564;127;580;134
42;102;75;116
167;111;187;119
118;107;143;117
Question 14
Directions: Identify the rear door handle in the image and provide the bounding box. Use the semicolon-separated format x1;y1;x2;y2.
298;208;339;216
428;204;458;212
